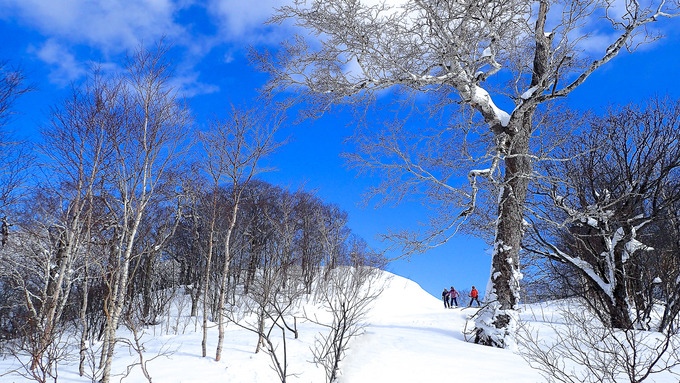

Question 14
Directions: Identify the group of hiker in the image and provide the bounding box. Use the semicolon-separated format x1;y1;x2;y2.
442;286;480;308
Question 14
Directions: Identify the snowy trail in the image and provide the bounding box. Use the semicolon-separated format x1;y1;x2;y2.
339;275;542;382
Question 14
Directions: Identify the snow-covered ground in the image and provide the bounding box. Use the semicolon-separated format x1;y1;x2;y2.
1;271;678;382
339;275;541;382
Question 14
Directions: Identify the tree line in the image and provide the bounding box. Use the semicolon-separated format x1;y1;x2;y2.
0;44;383;383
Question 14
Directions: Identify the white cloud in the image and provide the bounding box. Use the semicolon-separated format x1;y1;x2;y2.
1;0;187;54
29;39;86;84
170;71;220;98
204;0;410;44
207;0;280;39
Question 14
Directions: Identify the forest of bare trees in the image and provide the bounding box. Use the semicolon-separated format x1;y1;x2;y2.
0;44;384;383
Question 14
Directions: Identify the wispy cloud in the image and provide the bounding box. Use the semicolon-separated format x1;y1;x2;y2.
0;0;298;92
28;39;86;85
207;0;281;40
171;71;220;98
1;0;188;54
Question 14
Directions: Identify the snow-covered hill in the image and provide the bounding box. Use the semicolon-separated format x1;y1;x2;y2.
338;273;541;382
1;271;678;382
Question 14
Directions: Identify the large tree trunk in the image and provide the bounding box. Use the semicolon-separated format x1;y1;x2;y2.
474;116;532;347
472;1;550;347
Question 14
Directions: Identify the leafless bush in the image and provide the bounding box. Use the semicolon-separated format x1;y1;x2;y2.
118;313;175;383
307;266;385;383
3;325;72;383
517;301;680;383
223;265;305;383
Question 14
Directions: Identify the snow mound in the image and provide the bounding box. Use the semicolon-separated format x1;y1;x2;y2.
339;270;540;383
366;270;442;322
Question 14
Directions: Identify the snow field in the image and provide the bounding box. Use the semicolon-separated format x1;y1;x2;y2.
340;274;541;382
2;271;678;382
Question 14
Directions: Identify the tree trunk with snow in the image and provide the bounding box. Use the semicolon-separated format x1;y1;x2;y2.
475;116;532;346
526;98;680;331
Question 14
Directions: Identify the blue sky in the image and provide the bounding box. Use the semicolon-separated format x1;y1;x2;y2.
1;1;679;300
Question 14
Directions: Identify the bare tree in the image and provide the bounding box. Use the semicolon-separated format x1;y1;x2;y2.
98;43;192;383
124;184;185;327
168;168;207;318
265;187;301;291
255;0;680;347
0;60;32;368
199;104;283;361
517;301;680;383
196;142;225;358
316;204;350;280
226;254;305;383
0;61;32;127
525;98;680;330
294;191;325;294
0;68;115;382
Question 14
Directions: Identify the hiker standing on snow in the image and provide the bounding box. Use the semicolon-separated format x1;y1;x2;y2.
468;286;481;307
449;286;459;307
442;288;450;308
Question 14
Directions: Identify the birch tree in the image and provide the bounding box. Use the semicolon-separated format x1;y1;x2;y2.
98;44;191;383
28;71;116;378
200;104;282;362
254;0;680;347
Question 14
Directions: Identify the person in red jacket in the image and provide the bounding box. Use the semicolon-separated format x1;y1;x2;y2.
468;286;481;307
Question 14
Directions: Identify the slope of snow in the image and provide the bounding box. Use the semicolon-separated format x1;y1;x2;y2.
339;272;540;382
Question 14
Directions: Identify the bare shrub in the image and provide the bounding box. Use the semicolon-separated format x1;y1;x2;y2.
308;266;386;383
517;301;680;383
